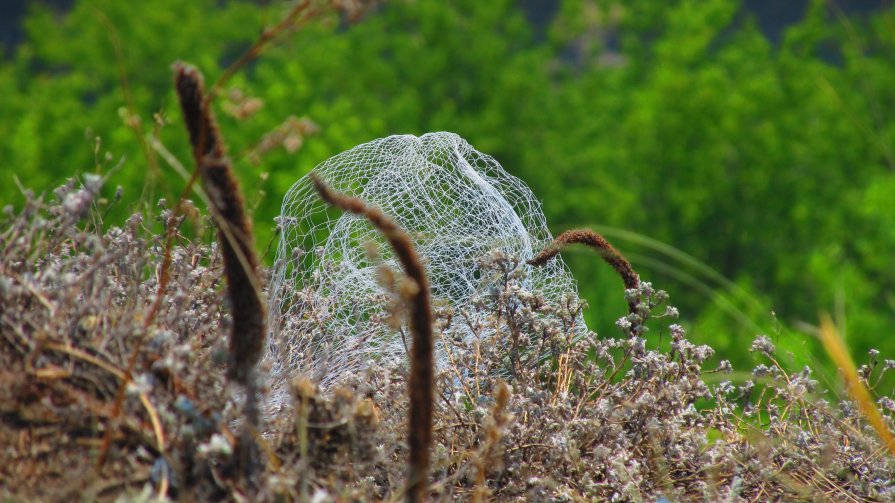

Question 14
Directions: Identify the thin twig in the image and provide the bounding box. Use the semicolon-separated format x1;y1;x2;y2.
209;0;318;97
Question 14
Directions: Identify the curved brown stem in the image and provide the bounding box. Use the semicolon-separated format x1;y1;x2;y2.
175;63;267;482
311;174;434;503
529;229;640;314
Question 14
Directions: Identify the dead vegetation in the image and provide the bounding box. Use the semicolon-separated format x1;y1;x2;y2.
310;174;435;503
3;176;895;501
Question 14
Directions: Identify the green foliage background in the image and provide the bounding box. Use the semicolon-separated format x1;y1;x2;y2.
2;0;894;385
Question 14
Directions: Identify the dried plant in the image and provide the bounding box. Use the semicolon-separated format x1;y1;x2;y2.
310;174;434;503
1;183;238;500
175;63;267;484
175;63;266;387
3;185;895;501
530;228;640;314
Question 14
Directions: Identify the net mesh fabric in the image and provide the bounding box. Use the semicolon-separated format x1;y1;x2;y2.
267;132;580;395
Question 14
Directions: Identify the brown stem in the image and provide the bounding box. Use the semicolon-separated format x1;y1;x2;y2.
174;63;266;385
529;229;640;314
310;174;434;503
175;63;267;483
208;0;316;97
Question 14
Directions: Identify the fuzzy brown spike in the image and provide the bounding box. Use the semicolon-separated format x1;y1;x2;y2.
175;64;223;160
529;229;640;314
174;63;266;386
175;64;267;482
311;174;434;503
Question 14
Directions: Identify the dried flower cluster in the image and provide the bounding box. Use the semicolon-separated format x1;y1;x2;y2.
2;179;895;502
1;181;237;500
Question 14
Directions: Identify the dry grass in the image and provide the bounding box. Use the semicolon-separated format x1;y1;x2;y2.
2;184;894;501
818;314;895;457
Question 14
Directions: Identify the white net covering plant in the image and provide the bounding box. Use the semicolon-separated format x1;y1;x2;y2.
267;132;581;402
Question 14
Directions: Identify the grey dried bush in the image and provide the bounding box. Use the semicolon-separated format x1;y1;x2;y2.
3;176;895;502
1;180;241;500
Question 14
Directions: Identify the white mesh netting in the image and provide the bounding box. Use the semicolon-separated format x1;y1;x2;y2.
267;132;580;395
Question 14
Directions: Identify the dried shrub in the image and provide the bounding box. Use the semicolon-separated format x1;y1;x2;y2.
0;182;240;500
3;182;895;501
